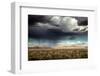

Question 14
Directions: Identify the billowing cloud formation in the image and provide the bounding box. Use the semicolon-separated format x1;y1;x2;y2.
28;15;88;39
49;16;78;32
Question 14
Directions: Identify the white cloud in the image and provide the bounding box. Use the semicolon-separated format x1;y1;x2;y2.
49;16;78;31
49;16;87;32
35;22;59;29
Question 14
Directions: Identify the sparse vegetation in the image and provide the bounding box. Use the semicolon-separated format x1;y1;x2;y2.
28;47;88;61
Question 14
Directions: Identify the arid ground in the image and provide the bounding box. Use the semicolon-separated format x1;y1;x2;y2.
28;46;88;61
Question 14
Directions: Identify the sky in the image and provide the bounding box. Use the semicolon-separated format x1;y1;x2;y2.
28;15;88;40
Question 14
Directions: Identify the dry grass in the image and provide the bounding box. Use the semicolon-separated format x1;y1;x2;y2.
28;47;88;61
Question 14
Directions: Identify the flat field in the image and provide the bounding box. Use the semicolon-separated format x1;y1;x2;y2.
28;46;88;61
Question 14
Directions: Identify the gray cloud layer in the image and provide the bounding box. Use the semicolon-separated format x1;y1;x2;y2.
28;15;88;39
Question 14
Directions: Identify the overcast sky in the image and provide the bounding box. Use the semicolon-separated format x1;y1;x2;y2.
28;15;88;39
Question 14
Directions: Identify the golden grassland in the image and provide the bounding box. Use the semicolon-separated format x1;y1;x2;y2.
28;46;88;61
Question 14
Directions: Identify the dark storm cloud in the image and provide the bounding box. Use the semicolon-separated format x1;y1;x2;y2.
28;15;88;39
28;23;65;39
28;15;50;25
74;17;88;25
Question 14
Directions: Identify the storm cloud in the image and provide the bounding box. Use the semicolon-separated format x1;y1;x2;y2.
28;15;88;39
